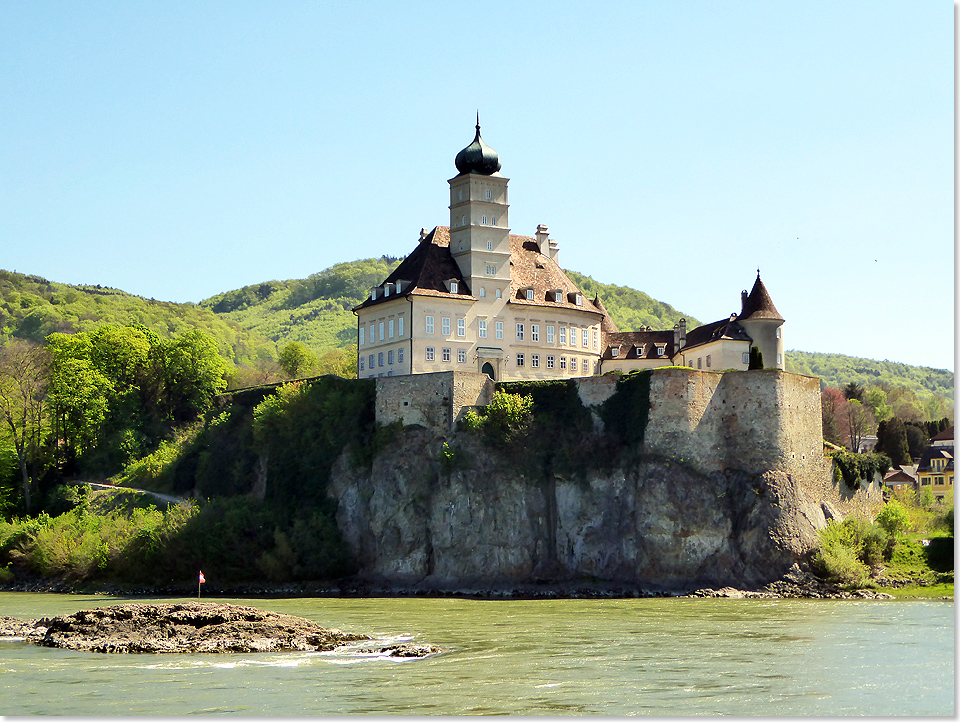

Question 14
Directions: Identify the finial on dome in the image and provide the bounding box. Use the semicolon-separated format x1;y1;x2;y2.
455;117;501;175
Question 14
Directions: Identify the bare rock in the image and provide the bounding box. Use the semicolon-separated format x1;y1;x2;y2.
36;602;370;654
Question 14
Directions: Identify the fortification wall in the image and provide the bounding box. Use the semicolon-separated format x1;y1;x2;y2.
376;371;494;431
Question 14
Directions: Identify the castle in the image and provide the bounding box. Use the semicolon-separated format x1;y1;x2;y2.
354;122;785;381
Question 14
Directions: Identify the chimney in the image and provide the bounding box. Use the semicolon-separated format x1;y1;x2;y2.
741;290;748;311
536;223;557;259
673;318;687;351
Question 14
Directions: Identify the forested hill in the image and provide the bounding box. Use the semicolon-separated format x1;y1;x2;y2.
785;351;953;402
0;270;275;366
198;257;402;352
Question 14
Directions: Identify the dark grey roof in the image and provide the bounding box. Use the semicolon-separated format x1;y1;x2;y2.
602;330;675;361
682;316;752;351
454;119;501;176
740;274;783;321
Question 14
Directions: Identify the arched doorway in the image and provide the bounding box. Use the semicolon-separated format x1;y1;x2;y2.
481;362;495;380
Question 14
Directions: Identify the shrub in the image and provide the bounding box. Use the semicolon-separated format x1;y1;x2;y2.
813;521;870;587
875;499;910;538
460;390;533;441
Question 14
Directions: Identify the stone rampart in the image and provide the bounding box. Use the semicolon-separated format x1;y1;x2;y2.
375;371;494;431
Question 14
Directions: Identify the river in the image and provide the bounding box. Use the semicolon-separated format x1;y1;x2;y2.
0;593;952;715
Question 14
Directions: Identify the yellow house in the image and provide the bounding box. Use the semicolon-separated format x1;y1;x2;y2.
915;426;954;501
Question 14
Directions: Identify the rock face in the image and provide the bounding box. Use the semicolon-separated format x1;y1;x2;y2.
329;426;879;592
34;602;369;654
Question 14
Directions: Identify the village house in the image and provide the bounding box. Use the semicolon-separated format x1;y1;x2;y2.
354;123;785;381
915;426;954;501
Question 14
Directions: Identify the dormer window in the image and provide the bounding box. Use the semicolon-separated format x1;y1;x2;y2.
575;294;583;306
371;287;378;300
657;346;665;357
384;284;390;297
612;348;619;358
525;289;534;300
450;281;458;294
636;345;644;356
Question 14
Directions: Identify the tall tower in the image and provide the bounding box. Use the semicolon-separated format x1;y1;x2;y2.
739;273;785;369
448;119;512;299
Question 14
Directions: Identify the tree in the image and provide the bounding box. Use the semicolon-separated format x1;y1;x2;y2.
863;385;893;423
875;417;911;466
0;339;51;510
904;423;930;459
278;342;319;379
842;382;865;402
875;499;910;538
821;387;846;446
748;346;763;370
843;399;875;452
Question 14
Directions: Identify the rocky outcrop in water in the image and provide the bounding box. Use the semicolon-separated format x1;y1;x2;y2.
0;602;441;656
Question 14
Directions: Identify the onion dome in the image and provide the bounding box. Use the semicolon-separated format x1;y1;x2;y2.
454;116;501;175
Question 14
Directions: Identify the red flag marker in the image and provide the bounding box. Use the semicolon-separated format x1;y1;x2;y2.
198;571;205;598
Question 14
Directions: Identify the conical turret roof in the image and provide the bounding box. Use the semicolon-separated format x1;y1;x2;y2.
739;273;783;321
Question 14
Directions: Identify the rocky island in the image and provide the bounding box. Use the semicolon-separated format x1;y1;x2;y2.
0;602;442;656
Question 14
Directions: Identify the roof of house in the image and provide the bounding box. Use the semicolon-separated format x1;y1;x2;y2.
883;469;918;486
682;316;752;352
916;443;955;473
601;330;675;361
739;274;784;322
932;426;954;442
354;226;612;324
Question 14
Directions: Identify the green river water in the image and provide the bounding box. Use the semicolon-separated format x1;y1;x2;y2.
0;593;953;715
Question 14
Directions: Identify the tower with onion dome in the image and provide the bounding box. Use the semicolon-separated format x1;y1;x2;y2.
448;117;512;301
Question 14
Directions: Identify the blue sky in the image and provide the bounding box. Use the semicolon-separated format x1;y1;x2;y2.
1;1;954;371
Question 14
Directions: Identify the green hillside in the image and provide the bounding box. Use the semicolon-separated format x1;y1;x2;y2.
0;270;275;367
198;257;402;353
564;271;701;330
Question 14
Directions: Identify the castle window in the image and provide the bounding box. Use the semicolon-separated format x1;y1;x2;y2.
458;189;463;200
442;348;451;362
776;327;782;339
479;320;487;338
777;353;783;365
359;358;364;371
487;241;493;250
612;348;619;358
593;330;598;349
459;241;464;251
532;354;540;369
560;356;567;370
582;329;589;346
398;317;404;337
531;324;539;342
457;318;465;337
706;355;711;367
516;353;525;367
496;321;503;339
516;323;524;340
570;357;577;371
559;327;567;344
360;327;365;346
425;315;434;335
479;287;486;297
378;352;384;367
547;355;554;369
387;370;393;376
546;326;555;344
442;317;450;335
462;215;466;226
526;289;534;300
496;289;502;299
389;320;395;338
457;348;466;363
368;354;374;369
379;322;384;341
388;350;394;365
450;281;458;294
742;352;750;365
486;190;492;200
697;358;702;369
492;217;497;225
426;347;435;361
570;330;577;347
398;348;404;363
482;216;487;225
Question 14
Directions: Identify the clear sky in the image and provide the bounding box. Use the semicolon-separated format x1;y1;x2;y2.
1;1;954;371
